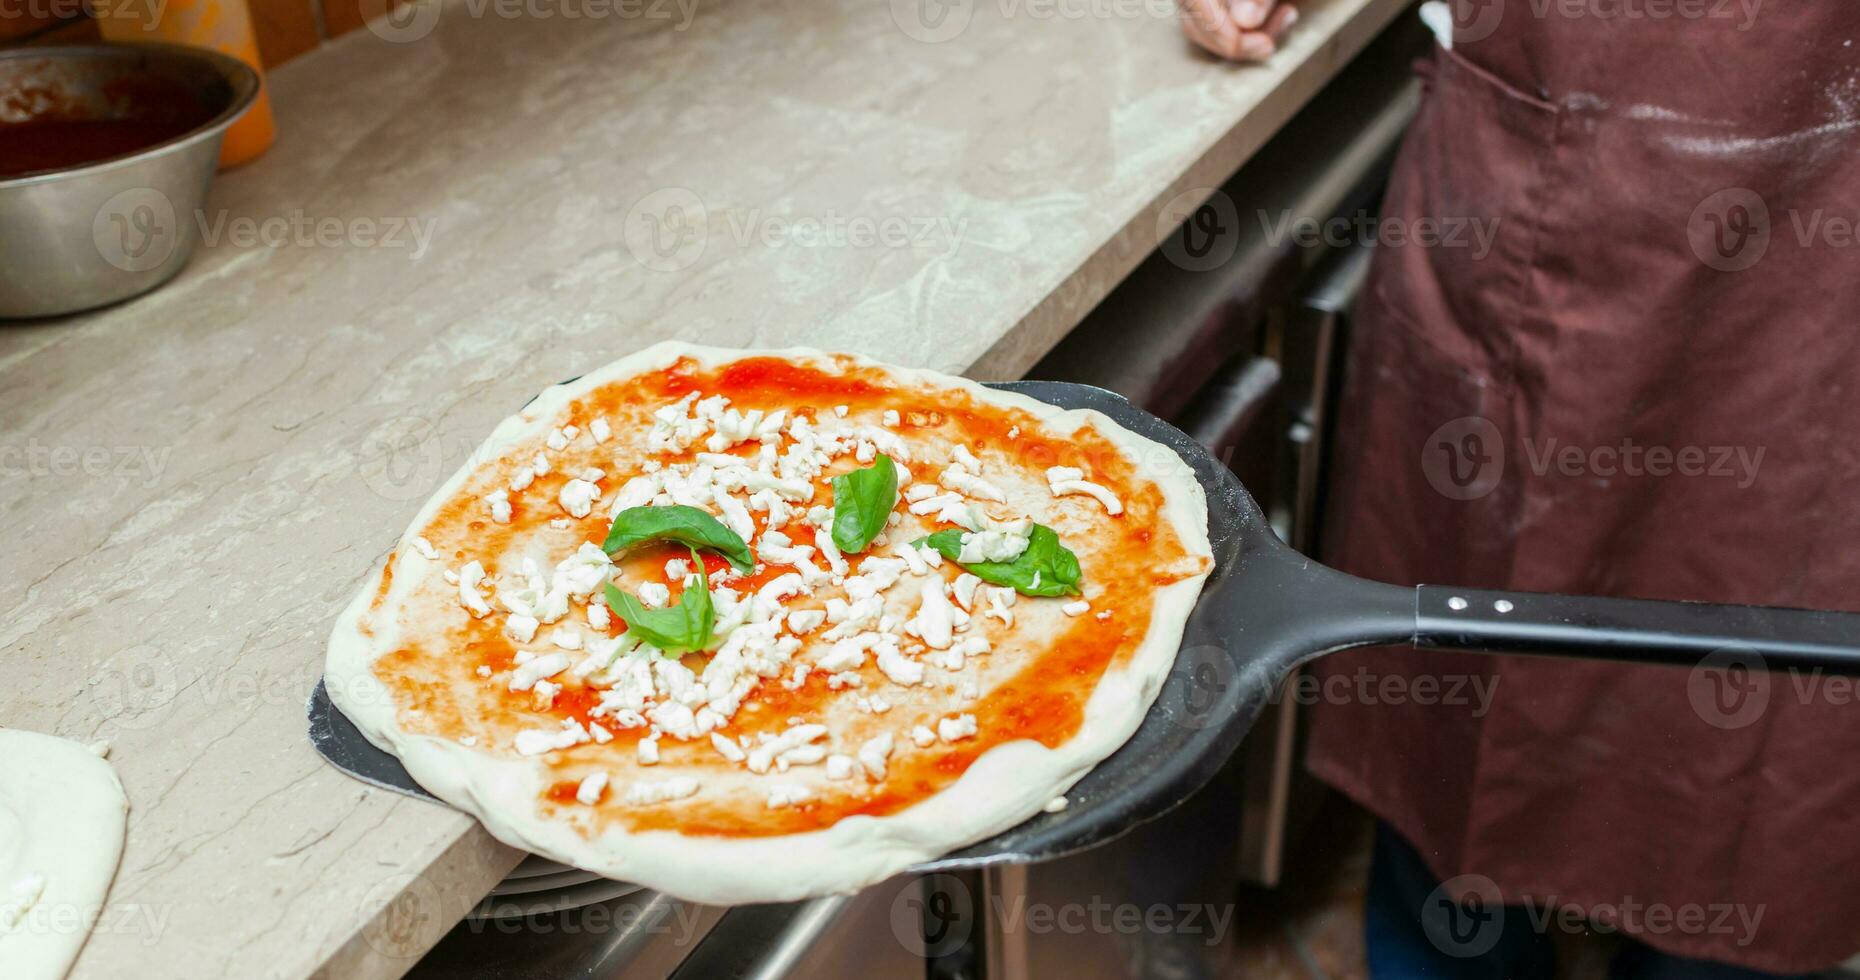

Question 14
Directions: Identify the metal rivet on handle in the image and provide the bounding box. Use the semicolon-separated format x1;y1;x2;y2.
1447;596;1468;611
1494;600;1514;614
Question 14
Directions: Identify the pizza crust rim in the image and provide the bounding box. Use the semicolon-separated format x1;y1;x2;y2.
324;341;1213;904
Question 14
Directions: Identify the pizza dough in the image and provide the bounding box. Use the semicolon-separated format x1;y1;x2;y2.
0;730;129;980
326;343;1212;903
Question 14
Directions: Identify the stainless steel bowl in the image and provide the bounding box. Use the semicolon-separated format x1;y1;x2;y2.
0;43;260;319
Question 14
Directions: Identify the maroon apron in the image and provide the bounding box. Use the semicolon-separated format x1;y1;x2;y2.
1305;4;1860;971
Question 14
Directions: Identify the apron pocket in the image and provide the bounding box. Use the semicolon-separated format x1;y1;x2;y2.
1366;43;1560;396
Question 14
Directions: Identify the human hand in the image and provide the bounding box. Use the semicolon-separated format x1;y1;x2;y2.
1179;0;1299;62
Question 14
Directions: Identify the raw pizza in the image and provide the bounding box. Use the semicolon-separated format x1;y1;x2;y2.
326;343;1213;903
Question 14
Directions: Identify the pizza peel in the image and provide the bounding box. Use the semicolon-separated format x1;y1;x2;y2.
309;380;1860;873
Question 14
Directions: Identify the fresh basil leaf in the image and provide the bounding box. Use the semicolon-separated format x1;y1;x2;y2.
918;524;1083;598
603;548;714;654
602;504;753;573
830;453;898;555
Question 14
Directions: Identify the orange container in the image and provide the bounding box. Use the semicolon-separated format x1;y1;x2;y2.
95;0;275;168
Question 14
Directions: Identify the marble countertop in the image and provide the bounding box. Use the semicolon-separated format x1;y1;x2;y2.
0;0;1410;974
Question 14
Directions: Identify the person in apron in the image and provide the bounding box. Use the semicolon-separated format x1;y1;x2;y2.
1183;1;1860;976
